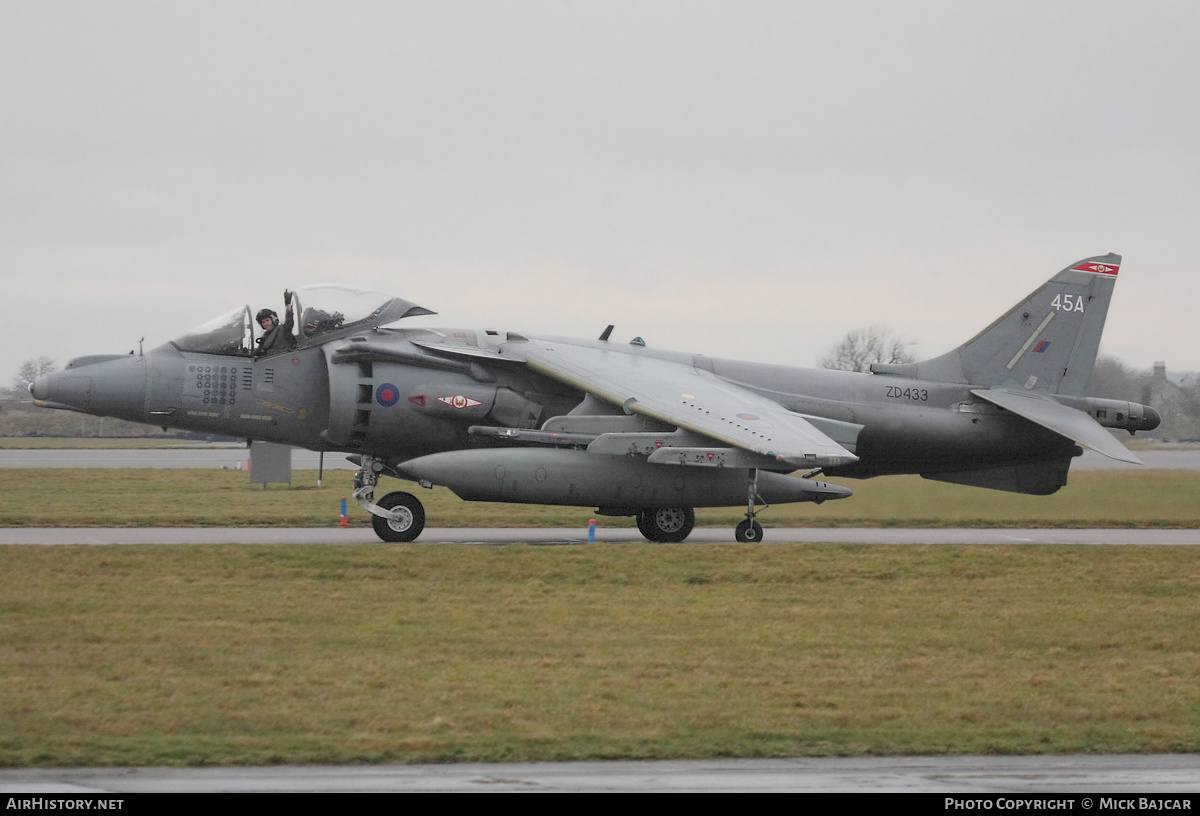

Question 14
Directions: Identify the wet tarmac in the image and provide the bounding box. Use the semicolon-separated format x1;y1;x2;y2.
2;755;1199;793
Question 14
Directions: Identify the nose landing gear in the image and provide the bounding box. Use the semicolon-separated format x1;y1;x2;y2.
353;454;427;542
371;491;426;542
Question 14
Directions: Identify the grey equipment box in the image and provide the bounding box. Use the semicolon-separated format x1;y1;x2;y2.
249;441;292;487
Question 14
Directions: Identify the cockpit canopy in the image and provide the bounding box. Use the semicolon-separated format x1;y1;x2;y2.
171;285;436;356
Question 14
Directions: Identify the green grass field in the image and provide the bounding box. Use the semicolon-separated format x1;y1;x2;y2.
0;468;1196;528
3;467;1197;766
2;542;1198;766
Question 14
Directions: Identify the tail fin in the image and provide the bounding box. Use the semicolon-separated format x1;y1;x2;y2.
872;253;1120;396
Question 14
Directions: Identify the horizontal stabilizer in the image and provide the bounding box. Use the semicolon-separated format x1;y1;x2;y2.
971;388;1143;465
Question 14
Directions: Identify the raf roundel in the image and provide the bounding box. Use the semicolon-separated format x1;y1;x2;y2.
376;383;400;407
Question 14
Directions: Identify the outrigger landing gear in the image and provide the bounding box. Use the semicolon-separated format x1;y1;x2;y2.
735;518;763;542
353;454;427;542
734;468;765;543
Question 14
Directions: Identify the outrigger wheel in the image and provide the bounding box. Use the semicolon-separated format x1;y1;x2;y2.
735;519;764;543
636;507;695;543
734;467;765;543
371;491;426;542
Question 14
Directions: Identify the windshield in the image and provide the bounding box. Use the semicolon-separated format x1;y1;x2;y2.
295;285;394;340
170;286;435;356
172;306;254;355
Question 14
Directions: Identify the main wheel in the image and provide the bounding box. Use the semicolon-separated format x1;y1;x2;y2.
734;519;764;543
372;491;426;542
635;509;655;540
636;507;695;543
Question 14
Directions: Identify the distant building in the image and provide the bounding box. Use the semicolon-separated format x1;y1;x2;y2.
1145;362;1200;442
0;397;31;417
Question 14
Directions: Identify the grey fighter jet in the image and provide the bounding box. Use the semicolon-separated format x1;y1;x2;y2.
31;254;1159;543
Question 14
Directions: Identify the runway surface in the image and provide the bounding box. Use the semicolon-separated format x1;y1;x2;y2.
4;526;1200;545
3;755;1199;792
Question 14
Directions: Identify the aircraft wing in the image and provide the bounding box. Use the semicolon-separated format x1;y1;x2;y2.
514;339;858;469
971;387;1144;465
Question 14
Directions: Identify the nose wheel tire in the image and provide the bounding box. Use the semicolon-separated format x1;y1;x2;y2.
735;519;764;543
636;507;695;543
371;491;426;542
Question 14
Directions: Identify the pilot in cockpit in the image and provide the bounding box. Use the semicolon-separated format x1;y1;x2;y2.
255;290;296;355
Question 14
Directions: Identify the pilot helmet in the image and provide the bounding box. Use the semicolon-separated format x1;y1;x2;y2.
256;308;278;325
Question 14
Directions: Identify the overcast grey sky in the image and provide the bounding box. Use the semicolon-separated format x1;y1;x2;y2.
3;0;1198;386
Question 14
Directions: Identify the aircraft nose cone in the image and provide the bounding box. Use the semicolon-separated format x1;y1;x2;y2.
31;368;93;411
32;356;148;421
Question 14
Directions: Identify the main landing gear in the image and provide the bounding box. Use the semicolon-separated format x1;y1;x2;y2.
353;455;427;542
635;469;768;544
636;507;695;543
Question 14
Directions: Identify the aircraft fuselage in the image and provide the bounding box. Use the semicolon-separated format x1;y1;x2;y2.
29;257;1161;542
39;327;1081;484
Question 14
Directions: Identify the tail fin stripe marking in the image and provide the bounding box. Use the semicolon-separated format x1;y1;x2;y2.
1071;262;1119;276
1006;312;1056;370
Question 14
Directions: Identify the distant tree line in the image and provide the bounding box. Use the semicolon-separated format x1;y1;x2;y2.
819;325;916;373
9;356;57;396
